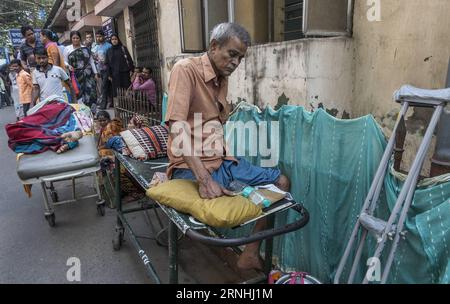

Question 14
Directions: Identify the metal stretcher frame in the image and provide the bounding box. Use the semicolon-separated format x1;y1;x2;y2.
42;168;106;226
17;136;106;227
112;151;310;284
20;165;106;227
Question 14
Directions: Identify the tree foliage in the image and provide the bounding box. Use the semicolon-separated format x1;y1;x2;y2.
0;0;55;50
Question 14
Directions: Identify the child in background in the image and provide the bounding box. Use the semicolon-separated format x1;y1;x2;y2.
15;60;33;116
130;67;142;84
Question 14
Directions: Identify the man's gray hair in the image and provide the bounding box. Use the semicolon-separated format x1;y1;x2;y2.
210;23;251;47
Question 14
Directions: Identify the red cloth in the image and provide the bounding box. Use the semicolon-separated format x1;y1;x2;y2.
6;101;75;154
71;71;80;97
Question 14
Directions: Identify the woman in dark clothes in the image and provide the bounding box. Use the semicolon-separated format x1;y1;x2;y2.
105;34;134;98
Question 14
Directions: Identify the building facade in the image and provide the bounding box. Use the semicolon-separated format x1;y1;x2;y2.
45;0;450;174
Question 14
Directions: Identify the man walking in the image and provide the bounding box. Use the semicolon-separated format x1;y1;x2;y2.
31;47;75;105
14;60;33;116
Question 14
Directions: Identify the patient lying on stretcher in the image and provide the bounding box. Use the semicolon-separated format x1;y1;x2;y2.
56;130;84;154
5;97;89;155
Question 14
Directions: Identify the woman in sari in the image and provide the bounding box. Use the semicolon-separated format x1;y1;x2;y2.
64;31;99;111
96;110;124;158
95;111;145;203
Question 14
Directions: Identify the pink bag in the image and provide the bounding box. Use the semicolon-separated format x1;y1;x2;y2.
268;270;321;284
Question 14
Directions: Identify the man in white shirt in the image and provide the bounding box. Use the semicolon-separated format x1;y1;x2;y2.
31;47;75;105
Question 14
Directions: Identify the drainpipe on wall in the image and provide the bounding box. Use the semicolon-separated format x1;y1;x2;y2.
430;59;450;177
268;0;274;42
203;0;209;44
228;0;235;23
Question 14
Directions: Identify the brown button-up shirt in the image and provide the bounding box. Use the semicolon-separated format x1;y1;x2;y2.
165;53;235;178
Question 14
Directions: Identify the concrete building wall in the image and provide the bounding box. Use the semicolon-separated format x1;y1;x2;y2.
157;0;354;118
227;37;354;116
123;6;135;61
352;0;450;174
85;0;96;14
352;0;450;118
156;0;184;90
116;12;127;51
155;0;449;174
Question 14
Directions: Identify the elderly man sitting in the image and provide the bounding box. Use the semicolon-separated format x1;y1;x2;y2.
165;23;290;271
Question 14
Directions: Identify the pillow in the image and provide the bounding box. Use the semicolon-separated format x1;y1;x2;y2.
121;125;168;160
147;180;263;228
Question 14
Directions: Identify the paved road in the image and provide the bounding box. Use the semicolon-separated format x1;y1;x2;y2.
0;105;242;284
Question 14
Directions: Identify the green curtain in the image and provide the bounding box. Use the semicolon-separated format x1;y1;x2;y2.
223;104;450;284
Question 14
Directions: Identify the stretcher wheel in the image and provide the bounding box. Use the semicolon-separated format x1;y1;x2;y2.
97;203;106;216
113;230;124;251
45;214;56;227
50;191;58;203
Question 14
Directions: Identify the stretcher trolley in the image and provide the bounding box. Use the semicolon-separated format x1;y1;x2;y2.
112;151;310;284
16;135;106;227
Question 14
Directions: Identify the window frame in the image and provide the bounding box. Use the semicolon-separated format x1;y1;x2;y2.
302;0;354;37
177;0;354;53
179;0;235;53
178;0;206;53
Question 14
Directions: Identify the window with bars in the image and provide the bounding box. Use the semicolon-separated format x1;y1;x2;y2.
284;0;305;41
178;0;353;52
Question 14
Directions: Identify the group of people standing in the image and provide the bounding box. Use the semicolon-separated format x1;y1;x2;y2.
2;25;157;121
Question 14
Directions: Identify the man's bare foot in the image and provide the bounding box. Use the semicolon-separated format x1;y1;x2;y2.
237;251;264;271
122;192;145;204
122;194;137;204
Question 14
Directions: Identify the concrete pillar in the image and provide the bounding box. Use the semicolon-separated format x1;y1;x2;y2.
123;6;135;61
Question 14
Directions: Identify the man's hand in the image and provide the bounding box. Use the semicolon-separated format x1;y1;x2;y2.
31;85;40;105
198;177;234;199
198;178;222;199
168;121;235;199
